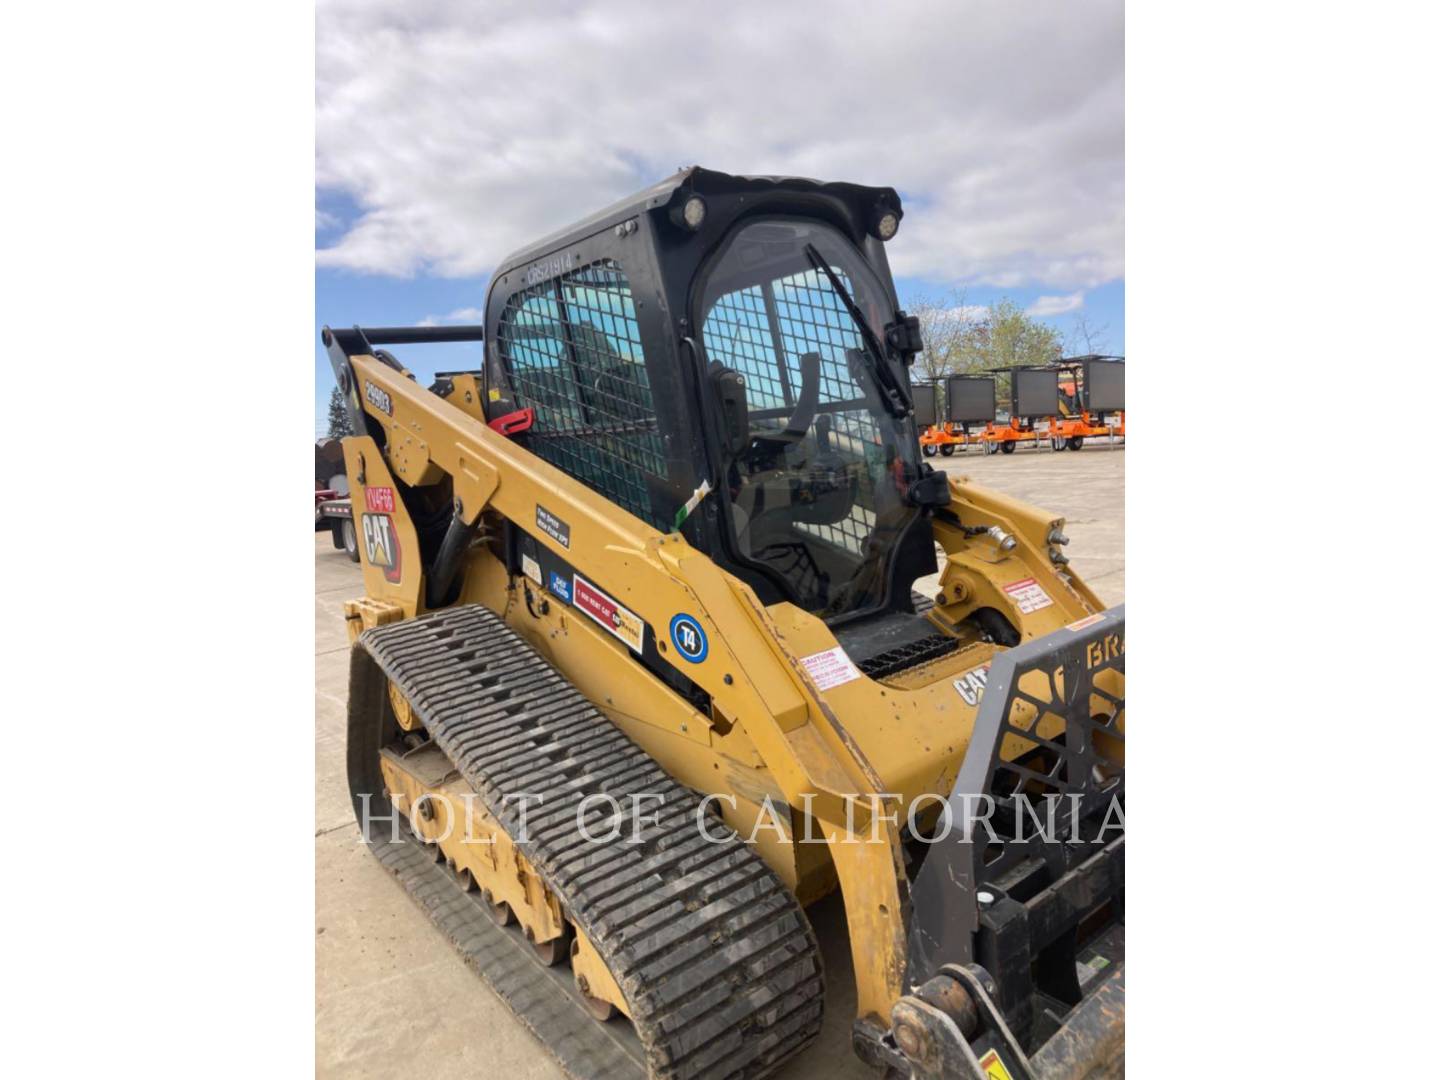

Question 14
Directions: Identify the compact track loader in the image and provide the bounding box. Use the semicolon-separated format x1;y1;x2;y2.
325;168;1124;1080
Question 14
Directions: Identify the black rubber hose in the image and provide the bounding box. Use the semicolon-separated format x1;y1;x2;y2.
426;509;479;609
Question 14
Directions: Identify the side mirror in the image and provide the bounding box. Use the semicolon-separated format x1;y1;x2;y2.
885;311;924;363
708;363;750;457
905;464;952;510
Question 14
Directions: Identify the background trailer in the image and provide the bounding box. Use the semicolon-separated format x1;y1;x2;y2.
1013;368;1061;419
1083;356;1126;414
946;375;998;423
912;382;938;429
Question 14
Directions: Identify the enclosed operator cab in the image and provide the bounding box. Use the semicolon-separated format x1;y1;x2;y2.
478;168;946;646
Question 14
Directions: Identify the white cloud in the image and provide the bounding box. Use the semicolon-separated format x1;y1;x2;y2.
417;305;486;327
935;304;990;325
317;0;1123;290
1026;292;1086;317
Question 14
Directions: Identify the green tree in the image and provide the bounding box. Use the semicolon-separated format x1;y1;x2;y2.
908;289;979;383
326;385;353;438
955;299;1063;373
910;296;1065;379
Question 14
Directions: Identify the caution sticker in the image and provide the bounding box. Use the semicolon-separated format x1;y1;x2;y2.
800;647;861;691
977;1048;1015;1080
1002;577;1054;615
573;575;644;653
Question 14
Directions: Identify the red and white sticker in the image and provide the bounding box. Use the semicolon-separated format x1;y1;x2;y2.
572;575;644;653
364;486;396;513
800;647;861;691
1003;577;1054;614
1067;613;1105;632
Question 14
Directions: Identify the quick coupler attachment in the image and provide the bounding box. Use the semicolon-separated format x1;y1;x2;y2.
889;962;1124;1080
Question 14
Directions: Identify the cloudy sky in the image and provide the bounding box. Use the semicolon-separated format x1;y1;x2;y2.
315;0;1124;434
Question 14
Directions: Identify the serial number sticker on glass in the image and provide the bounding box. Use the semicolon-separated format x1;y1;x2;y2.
1002;576;1054;614
800;647;861;691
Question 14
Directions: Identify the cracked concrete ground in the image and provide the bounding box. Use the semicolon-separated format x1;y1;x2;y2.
315;441;1122;1079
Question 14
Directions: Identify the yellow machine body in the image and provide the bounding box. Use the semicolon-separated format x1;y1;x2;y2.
338;348;1106;1024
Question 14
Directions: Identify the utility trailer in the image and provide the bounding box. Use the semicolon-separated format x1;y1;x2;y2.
916;381;975;457
980;368;1058;454
316;491;359;561
914;382;952;456
921;375;1000;457
1048;356;1125;451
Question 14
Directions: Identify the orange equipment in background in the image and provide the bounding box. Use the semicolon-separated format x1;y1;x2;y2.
1046;355;1125;451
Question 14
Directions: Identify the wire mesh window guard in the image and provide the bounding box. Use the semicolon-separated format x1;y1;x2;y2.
702;266;883;556
497;260;668;531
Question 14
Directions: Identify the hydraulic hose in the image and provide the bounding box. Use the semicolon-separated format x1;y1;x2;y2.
426;504;480;609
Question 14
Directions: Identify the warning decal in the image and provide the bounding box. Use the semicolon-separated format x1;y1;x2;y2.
800;647;861;691
976;1048;1015;1080
1002;577;1054;615
572;575;644;653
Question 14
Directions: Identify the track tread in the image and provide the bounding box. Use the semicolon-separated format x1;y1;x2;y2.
358;605;824;1080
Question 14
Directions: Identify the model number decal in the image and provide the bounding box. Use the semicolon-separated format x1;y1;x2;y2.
669;614;708;664
364;380;393;416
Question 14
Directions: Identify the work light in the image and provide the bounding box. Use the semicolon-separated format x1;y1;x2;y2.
670;194;707;231
872;207;900;241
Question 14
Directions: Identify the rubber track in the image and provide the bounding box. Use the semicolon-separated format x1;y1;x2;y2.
359;605;825;1080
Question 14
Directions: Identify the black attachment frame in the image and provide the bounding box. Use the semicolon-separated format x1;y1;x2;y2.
906;606;1125;1058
